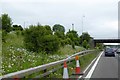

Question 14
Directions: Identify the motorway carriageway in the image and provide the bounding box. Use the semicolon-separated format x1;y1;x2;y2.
78;51;119;80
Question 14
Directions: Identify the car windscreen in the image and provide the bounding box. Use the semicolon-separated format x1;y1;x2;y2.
106;48;113;52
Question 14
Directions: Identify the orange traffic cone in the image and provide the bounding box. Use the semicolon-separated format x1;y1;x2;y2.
75;55;81;74
72;55;83;78
63;61;69;79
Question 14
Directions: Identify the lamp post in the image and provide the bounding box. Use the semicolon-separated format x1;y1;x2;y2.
72;23;74;30
24;21;28;29
82;15;85;34
81;15;85;46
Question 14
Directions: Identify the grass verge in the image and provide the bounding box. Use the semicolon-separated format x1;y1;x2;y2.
2;31;85;75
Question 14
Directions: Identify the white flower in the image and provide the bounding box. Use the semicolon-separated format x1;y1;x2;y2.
28;59;31;62
13;59;16;62
8;65;11;68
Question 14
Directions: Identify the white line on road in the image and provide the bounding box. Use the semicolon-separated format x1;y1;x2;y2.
78;57;97;79
85;51;103;79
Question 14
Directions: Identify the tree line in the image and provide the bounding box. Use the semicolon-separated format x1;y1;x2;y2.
1;13;98;54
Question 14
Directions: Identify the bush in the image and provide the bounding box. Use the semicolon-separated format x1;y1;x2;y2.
42;35;60;54
71;42;75;49
24;25;60;54
82;40;87;48
2;30;7;42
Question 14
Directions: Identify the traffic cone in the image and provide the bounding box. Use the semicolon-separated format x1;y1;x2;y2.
71;55;83;78
75;55;81;74
63;61;69;79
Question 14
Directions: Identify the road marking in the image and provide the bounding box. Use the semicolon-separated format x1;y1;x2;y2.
85;51;103;79
78;57;97;79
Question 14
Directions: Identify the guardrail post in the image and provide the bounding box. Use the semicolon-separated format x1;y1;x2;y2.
43;69;47;77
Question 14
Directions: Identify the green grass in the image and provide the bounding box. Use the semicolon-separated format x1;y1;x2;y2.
2;31;85;75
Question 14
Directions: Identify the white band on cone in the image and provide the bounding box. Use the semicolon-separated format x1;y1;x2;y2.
63;68;69;79
76;60;80;67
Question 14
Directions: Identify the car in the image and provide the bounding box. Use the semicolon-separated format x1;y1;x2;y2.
116;48;120;54
104;48;115;57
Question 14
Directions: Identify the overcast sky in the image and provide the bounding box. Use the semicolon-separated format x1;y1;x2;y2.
1;0;119;39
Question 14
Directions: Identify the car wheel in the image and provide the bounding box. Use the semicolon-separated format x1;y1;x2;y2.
113;55;115;57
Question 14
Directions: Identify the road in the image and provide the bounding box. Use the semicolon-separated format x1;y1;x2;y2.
82;51;119;80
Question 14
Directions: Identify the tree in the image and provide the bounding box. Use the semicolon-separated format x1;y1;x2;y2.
1;14;12;32
42;35;60;53
53;24;65;33
53;24;66;47
54;31;65;39
0;16;2;29
24;25;60;54
13;25;23;31
79;32;92;48
66;30;79;46
82;40;88;48
2;30;7;42
44;25;52;35
96;43;103;50
71;42;75;49
86;44;90;49
79;32;91;43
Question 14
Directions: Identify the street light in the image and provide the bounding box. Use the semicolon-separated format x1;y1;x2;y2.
81;15;85;46
72;23;74;30
23;21;29;29
82;15;85;34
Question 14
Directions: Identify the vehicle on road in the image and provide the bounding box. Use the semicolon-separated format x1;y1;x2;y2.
104;48;115;57
116;48;120;54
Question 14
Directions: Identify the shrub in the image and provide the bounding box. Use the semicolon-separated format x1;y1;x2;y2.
82;40;87;48
2;30;7;42
24;25;60;54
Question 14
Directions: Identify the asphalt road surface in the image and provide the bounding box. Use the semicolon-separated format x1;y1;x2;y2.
91;52;119;78
80;51;120;80
77;51;119;80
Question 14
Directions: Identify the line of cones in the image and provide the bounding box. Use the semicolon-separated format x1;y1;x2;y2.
63;55;83;79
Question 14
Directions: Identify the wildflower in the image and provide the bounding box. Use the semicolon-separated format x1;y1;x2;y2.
11;64;14;66
8;65;11;68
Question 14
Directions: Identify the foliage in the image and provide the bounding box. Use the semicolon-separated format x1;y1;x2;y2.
1;14;12;32
53;24;66;47
79;32;91;44
66;30;79;46
54;31;65;39
42;35;60;53
65;38;72;45
12;25;23;31
96;43;103;50
53;24;65;33
44;25;52;35
2;30;85;74
71;42;75;49
82;40;88;48
0;17;2;29
2;30;7;42
24;25;60;53
86;44;90;49
79;32;93;49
